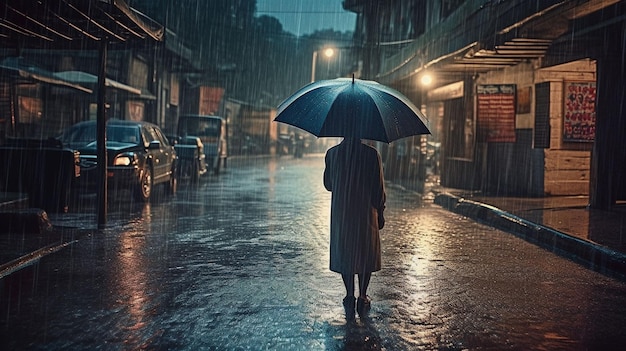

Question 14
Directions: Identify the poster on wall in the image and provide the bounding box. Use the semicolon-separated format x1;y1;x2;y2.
127;101;145;121
563;81;596;142
200;86;225;115
517;86;531;114
477;84;516;142
18;96;43;124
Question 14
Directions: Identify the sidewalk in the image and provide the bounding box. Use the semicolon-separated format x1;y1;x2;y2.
0;192;83;278
432;187;626;280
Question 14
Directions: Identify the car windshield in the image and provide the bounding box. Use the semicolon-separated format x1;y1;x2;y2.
107;126;141;145
179;117;221;137
61;123;141;148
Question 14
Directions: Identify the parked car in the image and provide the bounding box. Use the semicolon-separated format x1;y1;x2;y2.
174;136;207;182
177;115;227;174
0;138;80;212
58;119;177;201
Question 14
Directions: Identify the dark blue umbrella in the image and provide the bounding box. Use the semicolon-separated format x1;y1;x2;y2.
274;77;430;143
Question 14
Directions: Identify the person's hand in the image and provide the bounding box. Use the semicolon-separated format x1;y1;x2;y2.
378;210;385;230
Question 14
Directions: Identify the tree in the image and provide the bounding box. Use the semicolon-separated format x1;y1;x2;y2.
130;0;352;107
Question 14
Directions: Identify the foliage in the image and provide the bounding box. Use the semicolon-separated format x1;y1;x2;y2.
130;0;353;107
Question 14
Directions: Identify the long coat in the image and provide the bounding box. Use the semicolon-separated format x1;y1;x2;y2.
324;139;386;274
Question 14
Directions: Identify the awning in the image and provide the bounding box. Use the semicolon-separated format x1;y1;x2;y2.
0;0;163;49
1;0;163;228
53;71;141;95
376;0;621;87
134;90;157;100
0;57;92;93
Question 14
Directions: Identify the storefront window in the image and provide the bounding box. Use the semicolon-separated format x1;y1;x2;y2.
15;90;43;138
444;97;473;160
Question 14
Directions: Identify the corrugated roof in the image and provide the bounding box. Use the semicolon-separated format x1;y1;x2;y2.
0;0;163;49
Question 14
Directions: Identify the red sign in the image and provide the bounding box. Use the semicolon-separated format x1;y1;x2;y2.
563;81;595;142
477;84;516;142
199;86;225;115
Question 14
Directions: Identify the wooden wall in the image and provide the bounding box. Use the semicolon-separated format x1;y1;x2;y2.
537;60;595;195
544;149;590;195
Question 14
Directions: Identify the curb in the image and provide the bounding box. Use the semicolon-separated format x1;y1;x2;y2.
0;192;29;211
0;240;77;279
0;208;52;234
0;208;66;279
434;192;626;281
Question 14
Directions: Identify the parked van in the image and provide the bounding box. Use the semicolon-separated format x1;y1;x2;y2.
177;115;227;174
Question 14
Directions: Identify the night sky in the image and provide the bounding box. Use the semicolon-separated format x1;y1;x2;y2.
256;0;356;35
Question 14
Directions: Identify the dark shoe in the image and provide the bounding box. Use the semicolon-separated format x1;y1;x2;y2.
356;296;371;316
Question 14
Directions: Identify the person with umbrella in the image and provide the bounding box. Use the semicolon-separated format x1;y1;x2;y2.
274;76;430;316
323;137;386;316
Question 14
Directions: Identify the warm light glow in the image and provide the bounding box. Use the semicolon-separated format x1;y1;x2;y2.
114;155;132;166
420;73;433;86
323;48;335;58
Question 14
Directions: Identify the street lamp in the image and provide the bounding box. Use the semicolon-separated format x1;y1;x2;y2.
311;47;335;82
323;47;335;58
310;47;339;151
418;71;435;187
419;72;433;114
420;73;433;87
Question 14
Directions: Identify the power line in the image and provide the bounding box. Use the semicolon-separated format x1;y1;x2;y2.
256;10;354;15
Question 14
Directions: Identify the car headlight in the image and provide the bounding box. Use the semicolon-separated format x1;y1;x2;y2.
113;154;134;166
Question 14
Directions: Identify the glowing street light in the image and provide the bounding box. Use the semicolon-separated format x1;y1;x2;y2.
420;73;433;86
323;47;335;58
311;47;336;82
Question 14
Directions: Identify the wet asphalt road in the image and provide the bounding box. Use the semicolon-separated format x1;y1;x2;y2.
1;154;626;350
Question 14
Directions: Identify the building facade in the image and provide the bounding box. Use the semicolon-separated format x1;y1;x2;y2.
0;2;200;142
344;0;626;208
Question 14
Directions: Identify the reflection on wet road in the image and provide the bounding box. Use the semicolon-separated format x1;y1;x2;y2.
1;155;626;350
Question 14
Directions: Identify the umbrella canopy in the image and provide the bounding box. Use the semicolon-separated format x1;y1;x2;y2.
274;77;430;143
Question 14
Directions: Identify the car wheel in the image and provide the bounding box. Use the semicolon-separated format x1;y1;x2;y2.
135;166;153;202
176;161;183;179
167;168;178;195
214;158;221;175
190;161;201;183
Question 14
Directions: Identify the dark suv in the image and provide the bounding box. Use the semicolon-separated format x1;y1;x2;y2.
59;119;177;201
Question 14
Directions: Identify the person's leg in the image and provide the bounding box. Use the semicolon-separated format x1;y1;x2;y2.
342;273;355;297
342;273;355;310
357;272;371;298
356;272;372;314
